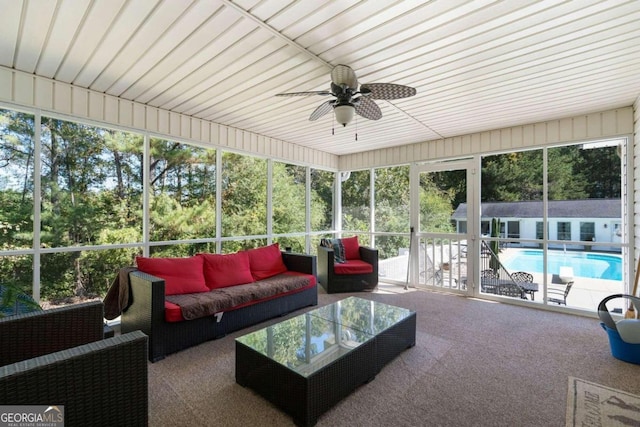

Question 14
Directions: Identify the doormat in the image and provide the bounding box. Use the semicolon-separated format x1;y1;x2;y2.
566;377;640;426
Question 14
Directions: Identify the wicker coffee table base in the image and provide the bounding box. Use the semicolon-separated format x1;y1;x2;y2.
236;313;416;426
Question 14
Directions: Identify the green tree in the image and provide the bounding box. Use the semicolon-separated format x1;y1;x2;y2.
221;153;267;251
547;146;587;200
311;169;334;231
272;162;307;234
482;151;544;202
578;146;620;198
419;175;455;233
342;170;370;232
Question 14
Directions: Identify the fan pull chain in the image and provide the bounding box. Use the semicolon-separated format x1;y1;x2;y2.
355;115;358;141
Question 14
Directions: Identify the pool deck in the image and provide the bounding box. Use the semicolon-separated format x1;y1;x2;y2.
500;247;624;312
379;247;627;313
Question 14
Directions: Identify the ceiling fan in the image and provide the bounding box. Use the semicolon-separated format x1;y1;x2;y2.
275;64;417;127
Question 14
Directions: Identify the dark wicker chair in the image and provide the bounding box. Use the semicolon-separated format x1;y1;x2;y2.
0;301;148;427
317;245;378;293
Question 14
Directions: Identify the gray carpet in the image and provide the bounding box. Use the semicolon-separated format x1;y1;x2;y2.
148;286;640;426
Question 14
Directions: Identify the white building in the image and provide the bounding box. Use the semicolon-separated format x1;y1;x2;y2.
452;199;621;252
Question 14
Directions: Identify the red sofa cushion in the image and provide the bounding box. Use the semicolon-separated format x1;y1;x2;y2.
136;256;208;296
334;259;373;275
341;236;361;260
164;271;317;322
198;252;255;289
246;243;288;281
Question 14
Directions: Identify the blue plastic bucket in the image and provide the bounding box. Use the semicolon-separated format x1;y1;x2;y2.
600;323;640;365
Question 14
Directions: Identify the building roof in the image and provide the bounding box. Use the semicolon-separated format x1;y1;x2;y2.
452;199;621;220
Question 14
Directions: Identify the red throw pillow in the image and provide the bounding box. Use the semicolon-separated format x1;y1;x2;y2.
198;252;254;289
246;243;288;281
136;256;208;296
341;236;361;260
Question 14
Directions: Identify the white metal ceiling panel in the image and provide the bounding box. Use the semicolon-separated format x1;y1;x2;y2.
35;0;92;78
91;0;193;94
3;0;640;156
54;0;127;83
13;0;57;73
0;0;24;68
124;5;241;103
112;1;224;98
72;0;161;89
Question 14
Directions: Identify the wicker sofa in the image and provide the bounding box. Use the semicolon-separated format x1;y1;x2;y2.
121;247;317;362
0;301;148;427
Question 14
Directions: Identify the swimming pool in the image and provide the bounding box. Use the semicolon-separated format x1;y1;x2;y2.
502;249;622;281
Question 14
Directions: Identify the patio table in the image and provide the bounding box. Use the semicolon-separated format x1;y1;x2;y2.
482;278;539;300
235;296;416;426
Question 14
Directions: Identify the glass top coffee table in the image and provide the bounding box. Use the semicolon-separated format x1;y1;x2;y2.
235;296;416;426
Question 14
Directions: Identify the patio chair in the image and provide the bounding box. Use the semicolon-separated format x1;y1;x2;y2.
480;269;499;294
420;248;442;285
547;278;574;305
318;237;378;293
511;271;536;300
0;301;149;426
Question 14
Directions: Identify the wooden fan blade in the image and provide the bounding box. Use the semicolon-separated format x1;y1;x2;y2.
309;100;334;121
360;83;416;100
276;91;332;97
355;97;382;120
331;65;358;90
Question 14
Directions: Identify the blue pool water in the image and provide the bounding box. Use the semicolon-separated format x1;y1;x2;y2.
502;249;622;281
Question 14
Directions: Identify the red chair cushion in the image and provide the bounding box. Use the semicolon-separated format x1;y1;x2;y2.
341;236;360;260
198;252;254;289
246;243;288;280
334;259;373;275
136;256;208;295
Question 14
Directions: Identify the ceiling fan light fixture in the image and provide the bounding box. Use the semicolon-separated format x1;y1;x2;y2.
276;64;416;127
334;104;355;127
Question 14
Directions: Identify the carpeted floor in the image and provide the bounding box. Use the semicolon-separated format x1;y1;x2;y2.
148;285;640;426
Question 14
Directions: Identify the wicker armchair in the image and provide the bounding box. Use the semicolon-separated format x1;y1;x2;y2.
0;301;148;427
317;244;378;293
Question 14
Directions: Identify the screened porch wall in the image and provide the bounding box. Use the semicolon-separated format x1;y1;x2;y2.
0;66;338;171
1;66;632;184
338;107;633;171
635;94;640;265
2;63;638;275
